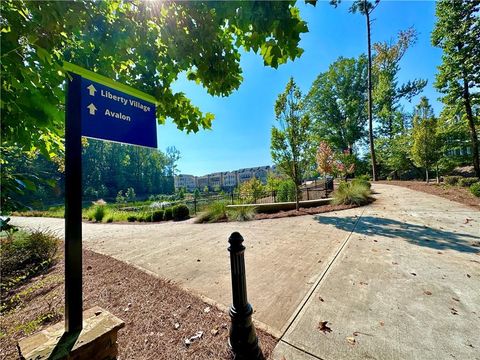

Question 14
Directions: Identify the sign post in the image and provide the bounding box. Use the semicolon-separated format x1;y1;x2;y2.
63;63;157;333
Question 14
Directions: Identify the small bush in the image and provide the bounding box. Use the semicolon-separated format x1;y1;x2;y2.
470;182;480;197
91;205;106;222
352;178;371;189
277;180;296;202
164;208;173;221
152;210;164;222
127;215;137;222
195;201;227;223
105;216;113;223
459;177;478;187
444;176;462;186
228;205;256;222
332;181;372;206
1;230;60;289
142;213;153;222
172;204;190;221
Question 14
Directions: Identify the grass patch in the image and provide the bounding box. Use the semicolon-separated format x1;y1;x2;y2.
1;229;61;309
195;201;228;223
227;205;257;221
332;180;372;206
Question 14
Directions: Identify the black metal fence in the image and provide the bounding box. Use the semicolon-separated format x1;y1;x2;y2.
187;179;334;214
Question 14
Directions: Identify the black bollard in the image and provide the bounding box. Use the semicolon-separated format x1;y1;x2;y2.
228;232;264;360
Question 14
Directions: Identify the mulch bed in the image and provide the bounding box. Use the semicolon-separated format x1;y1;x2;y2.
378;180;480;210
0;250;277;360
254;203;358;220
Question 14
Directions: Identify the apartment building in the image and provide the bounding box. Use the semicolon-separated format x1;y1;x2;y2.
174;165;275;191
174;174;196;192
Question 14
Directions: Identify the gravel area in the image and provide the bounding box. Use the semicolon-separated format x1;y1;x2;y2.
0;250;277;360
377;180;480;210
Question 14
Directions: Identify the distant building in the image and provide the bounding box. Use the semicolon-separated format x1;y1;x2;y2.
174;174;196;192
174;165;275;191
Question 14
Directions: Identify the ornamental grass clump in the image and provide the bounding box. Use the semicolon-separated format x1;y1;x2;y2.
470;182;480;197
332;181;372;206
195;201;228;223
227;205;257;222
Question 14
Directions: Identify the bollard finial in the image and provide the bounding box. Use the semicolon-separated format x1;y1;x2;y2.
228;232;245;252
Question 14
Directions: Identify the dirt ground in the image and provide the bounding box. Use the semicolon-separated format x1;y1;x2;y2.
0;250;277;360
377;180;480;210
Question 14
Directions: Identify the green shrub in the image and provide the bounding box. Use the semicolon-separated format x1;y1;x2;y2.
152;210;164;222
332;181;372;206
352;178;372;189
105;216;113;223
1;230;60;288
444;176;462;186
90;205;106;222
127;215;137;222
459;177;479;187
164;208;173;221
228;205;256;221
195;201;228;223
470;182;480;197
172;204;190;221
277;180;296;202
142;213;153;222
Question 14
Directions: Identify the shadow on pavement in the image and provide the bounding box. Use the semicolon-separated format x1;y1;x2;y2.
315;215;480;254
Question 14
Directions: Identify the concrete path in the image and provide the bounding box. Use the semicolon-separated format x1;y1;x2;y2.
11;206;363;337
11;183;480;359
273;184;480;360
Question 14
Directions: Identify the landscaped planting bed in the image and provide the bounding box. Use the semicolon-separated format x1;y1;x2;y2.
0;250;277;360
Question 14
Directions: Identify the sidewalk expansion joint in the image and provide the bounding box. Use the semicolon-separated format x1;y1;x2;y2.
279;208;365;340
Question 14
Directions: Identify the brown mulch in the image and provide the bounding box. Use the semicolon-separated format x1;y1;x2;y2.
254;203;358;220
378;180;480;210
0;251;277;360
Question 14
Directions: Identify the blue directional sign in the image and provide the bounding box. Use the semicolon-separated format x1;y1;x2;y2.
80;78;157;148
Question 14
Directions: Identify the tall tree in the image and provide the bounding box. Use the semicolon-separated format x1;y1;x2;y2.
373;28;427;138
271;78;311;210
1;1;311;154
432;0;480;178
1;0;312;210
411;97;441;183
330;0;381;180
305;56;368;153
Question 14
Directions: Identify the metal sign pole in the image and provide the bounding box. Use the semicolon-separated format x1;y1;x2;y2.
65;73;83;333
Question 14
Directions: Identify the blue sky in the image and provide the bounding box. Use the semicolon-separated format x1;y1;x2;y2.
157;0;443;176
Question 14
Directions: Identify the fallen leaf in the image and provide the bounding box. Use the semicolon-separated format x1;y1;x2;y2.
392;262;398;265
424;290;432;295
346;336;356;345
410;272;417;276
360;281;368;286
450;307;459;315
464;218;472;224
379;321;384;326
210;328;219;336
318;296;324;302
452;297;460;302
318;321;332;334
466;274;471;278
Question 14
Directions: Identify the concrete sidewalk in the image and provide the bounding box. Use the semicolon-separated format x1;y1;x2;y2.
273;184;480;359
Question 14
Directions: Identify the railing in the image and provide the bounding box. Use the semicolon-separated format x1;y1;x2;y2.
186;179;334;214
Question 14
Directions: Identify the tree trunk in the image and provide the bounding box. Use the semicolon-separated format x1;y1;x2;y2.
462;76;480;178
436;163;439;184
425;168;429;183
365;4;378;181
